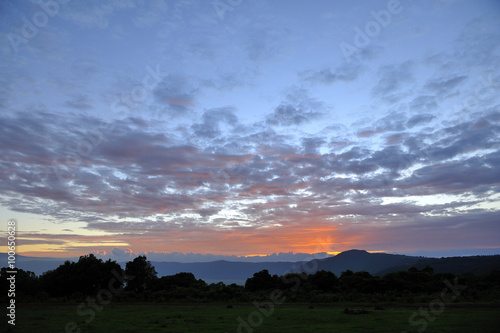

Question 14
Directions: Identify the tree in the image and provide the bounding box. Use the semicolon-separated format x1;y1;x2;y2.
310;270;339;292
125;255;157;293
40;260;76;297
1;267;38;300
39;255;124;297
153;272;205;291
340;270;354;278
245;269;278;291
73;254;106;294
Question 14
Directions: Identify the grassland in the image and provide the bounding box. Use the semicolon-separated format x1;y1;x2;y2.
3;303;499;333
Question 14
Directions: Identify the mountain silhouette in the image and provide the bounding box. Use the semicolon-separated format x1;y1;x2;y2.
290;249;421;276
2;250;499;285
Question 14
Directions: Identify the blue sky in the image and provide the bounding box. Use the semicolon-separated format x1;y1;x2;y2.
0;0;499;259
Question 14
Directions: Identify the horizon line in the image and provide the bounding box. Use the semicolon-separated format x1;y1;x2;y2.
3;248;500;260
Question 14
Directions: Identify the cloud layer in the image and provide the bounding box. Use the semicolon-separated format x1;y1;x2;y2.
1;0;499;257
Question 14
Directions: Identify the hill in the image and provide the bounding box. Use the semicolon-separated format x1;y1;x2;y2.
377;254;500;276
290;249;422;276
148;260;303;285
0;253;78;276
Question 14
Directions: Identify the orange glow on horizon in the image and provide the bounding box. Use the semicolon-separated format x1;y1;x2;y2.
4;218;375;258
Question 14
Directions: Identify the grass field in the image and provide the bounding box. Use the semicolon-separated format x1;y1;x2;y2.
3;303;499;333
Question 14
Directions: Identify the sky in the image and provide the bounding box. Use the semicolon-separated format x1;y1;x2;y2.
1;0;500;260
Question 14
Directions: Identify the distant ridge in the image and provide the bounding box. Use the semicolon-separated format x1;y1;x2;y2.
290;249;421;276
148;260;303;285
377;254;500;276
0;253;79;276
2;250;500;285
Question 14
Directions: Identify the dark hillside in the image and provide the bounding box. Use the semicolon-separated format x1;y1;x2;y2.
377;255;500;276
291;249;421;276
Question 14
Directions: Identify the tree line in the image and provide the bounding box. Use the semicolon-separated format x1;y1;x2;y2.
1;254;499;304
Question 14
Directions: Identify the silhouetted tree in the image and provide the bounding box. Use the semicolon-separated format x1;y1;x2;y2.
39;255;123;297
310;270;339;292
245;269;279;291
125;255;157;292
153;272;205;291
1;267;38;300
40;260;76;297
340;270;354;278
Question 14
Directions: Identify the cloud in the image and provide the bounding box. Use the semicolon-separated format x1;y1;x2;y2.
400;152;500;195
153;76;199;116
424;15;500;73
384;133;408;145
356;112;407;137
301;137;326;155
408;95;438;114
191;107;238;139
267;104;323;127
407;113;435;128
132;0;170;28
70;59;102;79
424;74;467;97
266;87;326;126
60;0;136;29
1;101;499;256
64;94;93;110
245;27;289;62
453;16;500;68
299;63;362;85
0;78;12;109
371;60;414;102
201;71;256;91
1;0;499;259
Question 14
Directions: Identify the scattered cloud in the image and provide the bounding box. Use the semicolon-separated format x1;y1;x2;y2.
299;63;363;85
266;87;327;126
1;0;499;257
372;60;415;102
64;94;93;110
153;76;199;116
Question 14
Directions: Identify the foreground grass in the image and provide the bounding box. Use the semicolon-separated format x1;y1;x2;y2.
3;303;499;333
